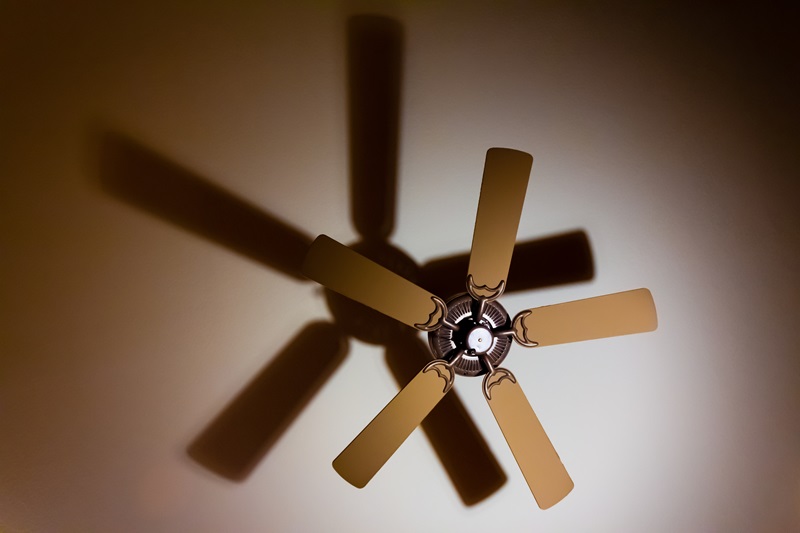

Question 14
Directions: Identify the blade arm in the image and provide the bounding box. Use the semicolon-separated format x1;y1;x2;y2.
333;360;455;488
483;368;573;509
512;288;658;347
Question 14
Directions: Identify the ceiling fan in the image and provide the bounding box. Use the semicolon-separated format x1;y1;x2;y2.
303;147;658;509
97;14;646;509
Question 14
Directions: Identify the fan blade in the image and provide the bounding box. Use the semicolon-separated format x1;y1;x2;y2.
512;288;657;347
467;148;532;299
384;333;506;505
303;235;446;331
483;368;573;509
333;360;455;488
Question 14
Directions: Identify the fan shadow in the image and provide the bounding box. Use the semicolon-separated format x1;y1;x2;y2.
92;13;595;507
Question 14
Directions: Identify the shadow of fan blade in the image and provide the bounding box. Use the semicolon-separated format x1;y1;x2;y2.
347;15;402;241
188;322;348;480
384;333;506;506
96;132;312;280
419;231;595;298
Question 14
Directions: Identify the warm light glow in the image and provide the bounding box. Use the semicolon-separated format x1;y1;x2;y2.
1;2;798;532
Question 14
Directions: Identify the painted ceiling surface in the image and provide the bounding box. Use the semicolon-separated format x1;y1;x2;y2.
1;2;798;532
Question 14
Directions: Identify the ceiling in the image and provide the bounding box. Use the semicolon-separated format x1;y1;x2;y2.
1;1;798;531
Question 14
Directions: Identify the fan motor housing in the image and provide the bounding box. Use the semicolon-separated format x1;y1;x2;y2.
428;293;512;376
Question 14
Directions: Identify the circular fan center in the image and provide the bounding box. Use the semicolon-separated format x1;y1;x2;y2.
428;293;512;376
467;326;493;353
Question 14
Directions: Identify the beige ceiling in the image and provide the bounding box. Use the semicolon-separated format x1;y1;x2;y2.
2;1;798;531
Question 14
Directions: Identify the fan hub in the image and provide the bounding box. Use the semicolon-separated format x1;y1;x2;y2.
428;293;512;376
466;326;493;353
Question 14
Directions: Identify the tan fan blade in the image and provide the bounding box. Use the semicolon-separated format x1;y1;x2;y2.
483;368;573;509
512;288;658;347
333;360;456;488
303;235;446;331
467;148;533;299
